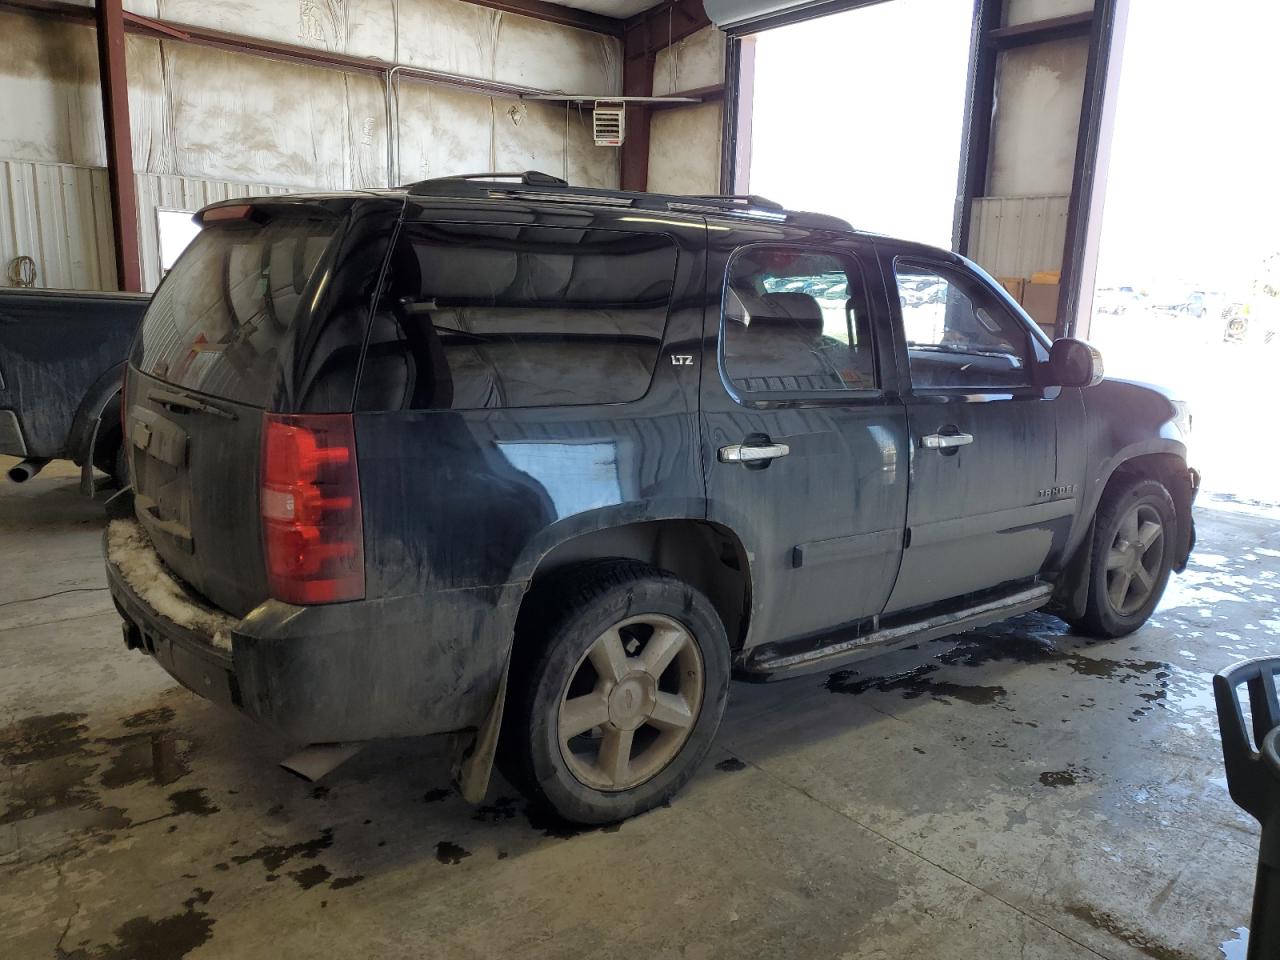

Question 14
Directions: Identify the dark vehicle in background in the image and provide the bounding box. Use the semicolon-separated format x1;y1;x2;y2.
1;287;147;488
105;174;1199;824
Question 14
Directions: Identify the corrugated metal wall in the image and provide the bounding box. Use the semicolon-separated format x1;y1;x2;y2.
968;194;1070;279
0;160;116;291
0;160;299;292
134;173;292;291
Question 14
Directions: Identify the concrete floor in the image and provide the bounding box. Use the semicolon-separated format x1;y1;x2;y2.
1;459;1274;960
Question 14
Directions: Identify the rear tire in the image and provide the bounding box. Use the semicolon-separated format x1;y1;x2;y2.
1075;477;1177;638
502;560;730;825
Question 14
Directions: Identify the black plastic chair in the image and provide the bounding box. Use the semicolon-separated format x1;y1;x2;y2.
1214;656;1280;960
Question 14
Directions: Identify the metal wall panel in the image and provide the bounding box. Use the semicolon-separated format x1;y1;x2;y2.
968;194;1070;279
0;160;116;291
134;172;292;291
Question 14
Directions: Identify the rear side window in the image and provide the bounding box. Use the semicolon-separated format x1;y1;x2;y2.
132;216;341;407
721;246;878;396
356;223;677;411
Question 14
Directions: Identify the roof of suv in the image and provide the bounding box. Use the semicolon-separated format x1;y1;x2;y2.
397;171;857;233
199;171;857;236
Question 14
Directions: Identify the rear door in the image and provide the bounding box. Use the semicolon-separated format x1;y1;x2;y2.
125;198;397;617
880;247;1073;615
701;228;910;657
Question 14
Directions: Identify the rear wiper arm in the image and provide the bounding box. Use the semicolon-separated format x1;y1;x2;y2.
146;388;238;421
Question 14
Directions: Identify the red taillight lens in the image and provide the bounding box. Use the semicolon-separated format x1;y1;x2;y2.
261;413;364;604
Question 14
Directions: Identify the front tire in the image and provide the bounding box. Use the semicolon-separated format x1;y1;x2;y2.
503;561;731;825
1076;477;1177;637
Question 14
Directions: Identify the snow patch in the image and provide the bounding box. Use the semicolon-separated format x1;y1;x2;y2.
107;519;236;652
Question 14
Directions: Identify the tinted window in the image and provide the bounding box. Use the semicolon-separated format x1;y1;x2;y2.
356;223;677;411
895;259;1032;390
721;247;877;396
132;216;340;406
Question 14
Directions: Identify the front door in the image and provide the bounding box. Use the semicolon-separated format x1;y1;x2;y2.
701;234;910;654
881;250;1074;615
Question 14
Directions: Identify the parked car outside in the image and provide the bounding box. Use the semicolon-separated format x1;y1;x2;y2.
104;173;1199;824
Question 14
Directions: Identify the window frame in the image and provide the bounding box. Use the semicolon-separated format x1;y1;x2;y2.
890;254;1046;398
717;241;885;408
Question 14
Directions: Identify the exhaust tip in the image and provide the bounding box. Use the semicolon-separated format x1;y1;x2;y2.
7;458;49;483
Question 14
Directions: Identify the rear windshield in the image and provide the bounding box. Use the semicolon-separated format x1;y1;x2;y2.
131;215;341;406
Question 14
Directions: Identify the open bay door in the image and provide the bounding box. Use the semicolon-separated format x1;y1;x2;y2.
722;0;1127;339
705;0;892;32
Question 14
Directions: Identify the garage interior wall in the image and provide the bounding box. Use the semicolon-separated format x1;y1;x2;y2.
0;1;622;292
647;25;725;195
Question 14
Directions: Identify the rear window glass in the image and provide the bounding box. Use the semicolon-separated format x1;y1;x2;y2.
355;223;678;411
132;216;340;406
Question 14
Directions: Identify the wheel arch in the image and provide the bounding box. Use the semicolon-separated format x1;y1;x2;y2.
1052;445;1196;619
516;518;753;655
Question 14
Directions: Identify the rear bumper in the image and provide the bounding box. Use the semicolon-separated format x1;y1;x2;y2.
105;519;520;743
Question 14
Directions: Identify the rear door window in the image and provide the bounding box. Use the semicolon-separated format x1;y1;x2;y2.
132;215;341;407
356;223;678;410
721;246;878;397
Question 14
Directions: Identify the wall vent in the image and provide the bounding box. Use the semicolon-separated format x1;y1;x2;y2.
593;101;625;147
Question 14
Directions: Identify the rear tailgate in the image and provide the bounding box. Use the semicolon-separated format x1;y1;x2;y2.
126;370;267;617
124;203;359;617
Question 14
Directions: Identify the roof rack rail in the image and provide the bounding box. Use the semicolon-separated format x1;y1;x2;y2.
405;170;568;194
682;193;785;211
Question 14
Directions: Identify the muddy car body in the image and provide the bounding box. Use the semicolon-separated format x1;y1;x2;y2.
106;174;1198;823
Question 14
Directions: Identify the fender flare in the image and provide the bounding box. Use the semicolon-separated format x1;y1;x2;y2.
1054;437;1193;612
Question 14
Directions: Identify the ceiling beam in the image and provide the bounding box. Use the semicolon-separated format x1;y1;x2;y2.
458;0;624;36
624;0;711;61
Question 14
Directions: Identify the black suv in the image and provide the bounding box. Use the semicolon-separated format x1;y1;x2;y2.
106;172;1198;824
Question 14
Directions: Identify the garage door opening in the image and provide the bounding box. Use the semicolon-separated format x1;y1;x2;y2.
739;0;973;247
1087;1;1280;509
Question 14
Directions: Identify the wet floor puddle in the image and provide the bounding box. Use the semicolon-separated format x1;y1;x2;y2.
0;709;202;831
822;612;1217;729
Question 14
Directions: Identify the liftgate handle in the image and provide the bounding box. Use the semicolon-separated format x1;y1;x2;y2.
920;432;974;450
719;442;790;463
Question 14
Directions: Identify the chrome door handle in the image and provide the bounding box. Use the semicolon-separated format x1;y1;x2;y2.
920;432;974;450
719;442;790;463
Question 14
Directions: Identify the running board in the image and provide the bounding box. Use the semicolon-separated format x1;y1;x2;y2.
742;583;1054;681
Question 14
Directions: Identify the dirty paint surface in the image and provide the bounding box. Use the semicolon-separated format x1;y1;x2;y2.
0;461;1275;959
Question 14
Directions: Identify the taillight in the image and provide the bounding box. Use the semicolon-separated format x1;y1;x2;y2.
261;413;364;604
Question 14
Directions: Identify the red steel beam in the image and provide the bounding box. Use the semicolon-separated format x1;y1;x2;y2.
96;0;141;292
459;0;623;36
619;0;712;190
624;0;710;61
619;53;655;191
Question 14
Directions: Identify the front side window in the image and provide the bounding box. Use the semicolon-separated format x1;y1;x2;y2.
721;247;877;397
356;223;677;411
895;259;1033;390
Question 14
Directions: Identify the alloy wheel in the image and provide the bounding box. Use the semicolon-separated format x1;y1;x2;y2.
557;614;704;792
1105;502;1166;616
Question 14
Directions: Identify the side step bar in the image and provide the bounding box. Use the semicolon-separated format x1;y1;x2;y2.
743;583;1054;681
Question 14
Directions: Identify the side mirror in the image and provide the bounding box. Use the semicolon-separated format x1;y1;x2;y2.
1048;337;1104;388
